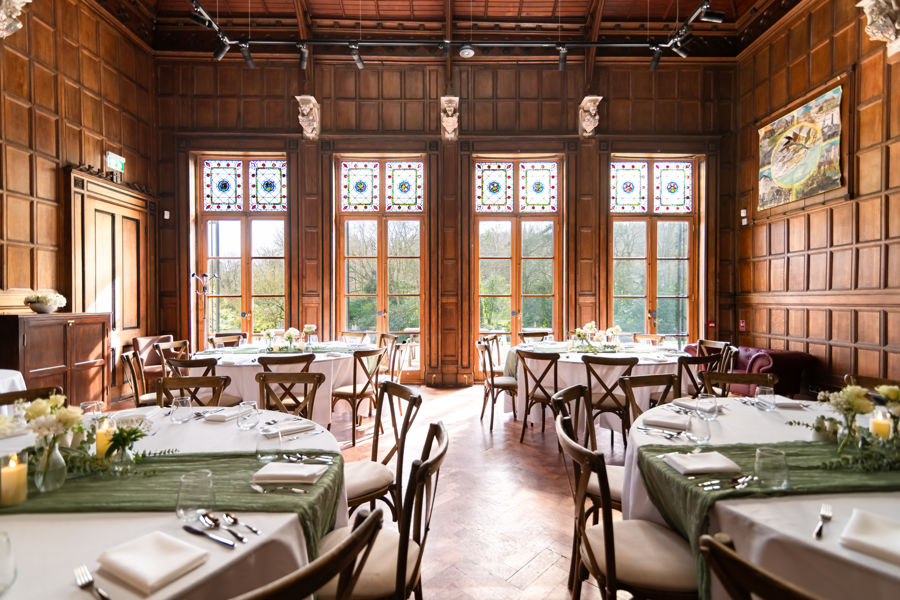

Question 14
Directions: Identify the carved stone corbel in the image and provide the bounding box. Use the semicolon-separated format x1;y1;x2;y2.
295;95;320;140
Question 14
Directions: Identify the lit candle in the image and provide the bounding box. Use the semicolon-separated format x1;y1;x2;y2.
871;410;892;440
96;419;114;460
1;453;28;506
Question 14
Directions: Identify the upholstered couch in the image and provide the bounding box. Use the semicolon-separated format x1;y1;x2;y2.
686;344;818;397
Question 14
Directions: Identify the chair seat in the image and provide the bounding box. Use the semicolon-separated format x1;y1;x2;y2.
649;390;675;403
487;376;518;391
344;460;394;500
527;389;556;403
587;465;624;502
193;391;242;407
582;519;697;593
588;392;627;411
333;384;377;399
318;526;420;600
135;392;158;406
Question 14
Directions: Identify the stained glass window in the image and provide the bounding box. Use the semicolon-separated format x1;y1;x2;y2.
519;162;558;212
203;160;243;211
385;161;424;212
248;160;287;211
609;161;648;213
474;162;514;212
653;162;693;213
340;161;380;212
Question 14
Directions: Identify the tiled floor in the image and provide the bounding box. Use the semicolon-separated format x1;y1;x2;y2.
330;385;629;599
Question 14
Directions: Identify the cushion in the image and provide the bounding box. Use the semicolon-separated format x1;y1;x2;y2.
345;460;394;500
136;392;158;407
192;391;242;407
587;465;624;502
317;526;420;600
488;376;517;390
588;391;627;410
333;384;377;398
132;335;173;367
582;520;697;593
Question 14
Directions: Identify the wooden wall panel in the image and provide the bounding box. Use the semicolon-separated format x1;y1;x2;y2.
734;0;900;383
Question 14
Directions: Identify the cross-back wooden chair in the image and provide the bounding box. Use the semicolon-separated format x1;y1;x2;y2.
231;508;384;600
479;333;505;377
476;341;517;431
331;346;387;446
582;355;639;450
318;421;449;600
345;381;423;521
699;533;822;600
207;333;245;348
517;349;560;442
256;371;325;417
166;357;243;406
376;332;398;374
120;350;157;406
155;375;230;407
340;331;368;345
620;374;677;422
132;334;173;381
701;371;779;397
650;353;721;405
256;353;316;412
719;344;738;372
555;413;697;600
519;330;551;342
634;333;665;346
0;386;64;406
697;338;730;357
152;339;191;377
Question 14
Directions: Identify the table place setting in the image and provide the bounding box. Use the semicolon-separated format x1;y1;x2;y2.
96;530;210;594
839;508;900;567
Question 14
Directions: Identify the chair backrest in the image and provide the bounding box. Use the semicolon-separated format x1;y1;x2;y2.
341;331;368;344
699;533;822;600
634;333;664;346
208;334;245;348
476;342;497;386
350;347;387;399
619;374;677;419
384;340;408;384
376;332;398;360
120;351;147;398
517;350;560;402
166;357;218;378
156;375;230;407
697;339;729;357
231;508;384;600
701;371;778;397
395;421;449;599
719;344;738;372
519;330;550;341
255;371;325;417
843;374;900;390
371;381;423;511
0;386;64;406
257;353;315;373
479;334;502;367
549;385;586;443
133;334;173;367
677;353;722;397
153;340;191;377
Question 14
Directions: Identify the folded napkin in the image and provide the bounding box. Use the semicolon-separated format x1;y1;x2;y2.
98;531;209;595
640;354;669;363
326;352;345;357
774;397;806;409
642;413;691;432
840;509;900;566
204;406;244;422
671;398;725;413
258;420;317;438
216;357;245;366
252;461;328;484
662;451;741;475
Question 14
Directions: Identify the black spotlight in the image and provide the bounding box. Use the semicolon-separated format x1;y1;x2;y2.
649;46;662;71
189;12;211;28
299;44;309;69
213;38;230;61
350;43;364;69
557;44;567;72
672;44;689;58
700;9;726;23
239;41;255;68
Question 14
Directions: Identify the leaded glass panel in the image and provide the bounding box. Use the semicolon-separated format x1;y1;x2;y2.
609;161;648;213
203;160;243;211
519;162;558;212
340;161;380;212
248;160;287;211
474;162;514;212
653;162;693;213
385;161;424;212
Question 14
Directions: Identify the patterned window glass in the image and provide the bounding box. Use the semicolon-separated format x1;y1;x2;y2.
385;161;424;212
248;160;287;211
609;161;648;213
653;162;693;213
519;162;558;212
474;162;514;212
203;160;243;211
340;161;380;212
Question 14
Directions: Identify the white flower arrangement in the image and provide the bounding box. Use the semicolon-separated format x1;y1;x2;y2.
23;293;67;308
17;394;82;444
817;385;875;418
283;327;301;343
875;385;900;403
0;415;18;437
605;324;623;338
303;324;317;335
263;330;275;341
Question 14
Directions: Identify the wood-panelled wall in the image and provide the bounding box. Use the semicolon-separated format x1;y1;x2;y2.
734;0;900;382
0;0;155;312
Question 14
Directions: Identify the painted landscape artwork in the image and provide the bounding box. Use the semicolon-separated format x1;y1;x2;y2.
757;86;842;210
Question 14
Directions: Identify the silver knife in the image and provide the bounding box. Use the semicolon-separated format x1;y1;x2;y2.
182;525;236;548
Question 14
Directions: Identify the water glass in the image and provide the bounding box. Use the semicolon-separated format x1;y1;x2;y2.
256;431;283;463
755;386;777;412
694;394;719;421
175;469;215;522
754;448;790;490
0;532;15;594
685;415;711;445
236;401;260;431
170;397;193;424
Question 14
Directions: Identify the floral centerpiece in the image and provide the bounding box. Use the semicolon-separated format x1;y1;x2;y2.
23;292;67;314
17;393;83;492
605;325;623;345
263;329;276;349
303;324;317;341
816;385;874;454
874;385;900;437
102;417;149;474
283;327;301;349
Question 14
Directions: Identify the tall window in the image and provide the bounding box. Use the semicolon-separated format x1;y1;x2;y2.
474;158;563;349
609;158;697;343
335;157;426;380
198;157;287;345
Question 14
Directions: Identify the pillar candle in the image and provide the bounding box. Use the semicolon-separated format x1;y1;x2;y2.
96;419;114;459
871;415;891;439
1;453;27;506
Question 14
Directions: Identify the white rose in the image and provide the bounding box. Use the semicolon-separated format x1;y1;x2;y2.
24;399;51;420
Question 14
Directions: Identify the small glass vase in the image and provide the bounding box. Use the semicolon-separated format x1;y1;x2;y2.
110;447;135;475
34;441;67;493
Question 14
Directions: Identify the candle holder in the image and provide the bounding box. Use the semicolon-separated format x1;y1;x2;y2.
871;407;893;440
0;452;28;506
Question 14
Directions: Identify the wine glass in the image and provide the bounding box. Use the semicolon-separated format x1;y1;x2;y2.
694;393;719;421
170;397;193;424
236;402;260;431
175;469;215;522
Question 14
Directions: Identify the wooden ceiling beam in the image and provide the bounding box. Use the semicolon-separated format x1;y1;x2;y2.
292;0;312;39
584;0;607;92
445;0;453;89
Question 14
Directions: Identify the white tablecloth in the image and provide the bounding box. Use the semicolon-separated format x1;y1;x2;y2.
0;406;348;599
623;400;900;599
0;369;26;394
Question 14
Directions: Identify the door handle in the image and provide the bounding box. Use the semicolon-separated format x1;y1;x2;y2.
241;312;252;317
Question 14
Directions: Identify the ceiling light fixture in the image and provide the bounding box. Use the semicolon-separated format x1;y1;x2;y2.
671;44;689;58
213;37;231;60
649;45;662;71
458;43;475;58
188;12;212;28
299;43;309;69
350;43;365;69
557;44;567;71
239;41;255;68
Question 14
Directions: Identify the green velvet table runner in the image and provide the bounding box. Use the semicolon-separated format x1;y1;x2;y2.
637;441;900;599
0;451;344;558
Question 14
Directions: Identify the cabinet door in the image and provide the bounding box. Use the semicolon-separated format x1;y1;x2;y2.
68;318;109;406
21;318;70;395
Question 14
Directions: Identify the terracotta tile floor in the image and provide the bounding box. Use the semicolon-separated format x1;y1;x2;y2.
330;385;630;599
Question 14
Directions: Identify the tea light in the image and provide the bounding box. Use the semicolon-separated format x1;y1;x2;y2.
96;418;114;459
1;453;28;506
871;408;892;440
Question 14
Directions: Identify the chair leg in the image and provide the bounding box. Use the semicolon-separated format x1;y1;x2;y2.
511;392;517;421
480;387;489;421
351;401;358;447
541;403;546;432
571;553;584;600
519;400;531;442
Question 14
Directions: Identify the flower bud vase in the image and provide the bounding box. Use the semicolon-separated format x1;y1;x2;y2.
34;441;66;492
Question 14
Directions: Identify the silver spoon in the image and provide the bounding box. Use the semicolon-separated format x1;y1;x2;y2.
250;483;307;494
223;512;261;535
198;512;247;543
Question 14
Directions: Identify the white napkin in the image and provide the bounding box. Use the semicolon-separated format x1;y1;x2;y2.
204;406;243;422
252;462;328;484
97;531;209;595
641;354;669;363
642;413;691;431
217;357;245;366
672;398;725;413
774;397;806;409
662;451;741;475
326;352;345;357
258;420;317;438
840;509;900;566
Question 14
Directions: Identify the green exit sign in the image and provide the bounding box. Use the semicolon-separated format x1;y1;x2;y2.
105;151;125;173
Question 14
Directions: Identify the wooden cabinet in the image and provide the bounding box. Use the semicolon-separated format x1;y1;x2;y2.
0;313;111;407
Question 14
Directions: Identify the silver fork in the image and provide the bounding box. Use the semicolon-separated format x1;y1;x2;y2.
74;564;111;600
813;503;832;538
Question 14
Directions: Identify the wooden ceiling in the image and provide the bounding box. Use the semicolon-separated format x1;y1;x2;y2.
111;0;801;58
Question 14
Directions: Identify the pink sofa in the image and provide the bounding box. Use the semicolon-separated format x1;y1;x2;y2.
686;344;818;397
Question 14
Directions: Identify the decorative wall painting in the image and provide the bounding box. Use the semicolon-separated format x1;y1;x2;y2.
757;86;842;210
